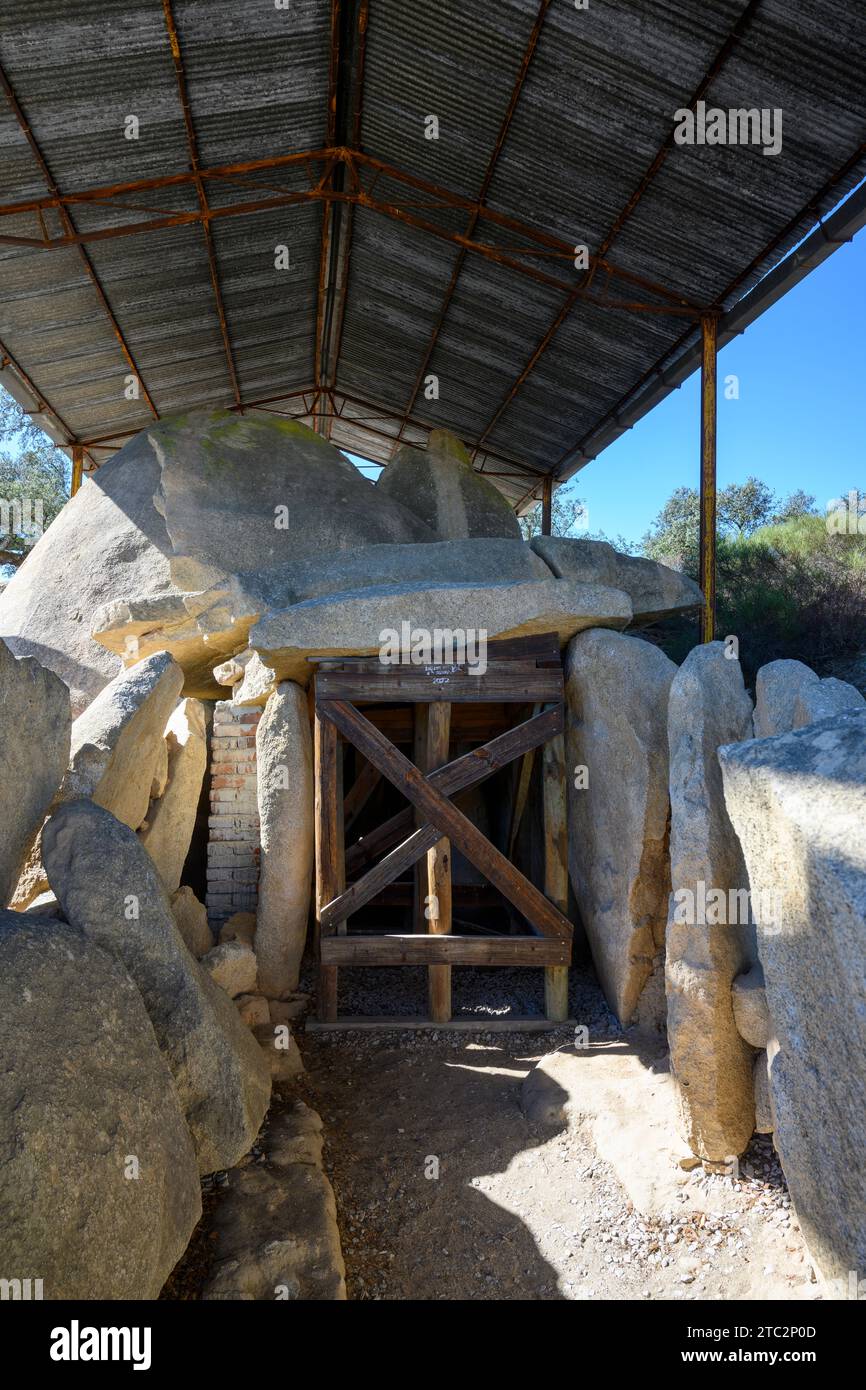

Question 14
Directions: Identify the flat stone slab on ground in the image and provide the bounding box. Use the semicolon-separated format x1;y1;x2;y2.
203;1102;345;1300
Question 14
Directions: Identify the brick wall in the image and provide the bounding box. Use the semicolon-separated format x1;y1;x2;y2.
206;701;261;925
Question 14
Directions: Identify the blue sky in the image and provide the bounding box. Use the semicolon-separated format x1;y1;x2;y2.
352;222;865;548
568;225;866;547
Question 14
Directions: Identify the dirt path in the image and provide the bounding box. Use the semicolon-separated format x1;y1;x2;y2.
301;968;818;1302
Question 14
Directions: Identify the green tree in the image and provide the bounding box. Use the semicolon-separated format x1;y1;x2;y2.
0;386;69;569
718;476;775;537
771;489;817;523
641;486;700;569
519;487;588;540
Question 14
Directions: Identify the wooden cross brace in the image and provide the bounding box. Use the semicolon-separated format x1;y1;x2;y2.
318;698;571;940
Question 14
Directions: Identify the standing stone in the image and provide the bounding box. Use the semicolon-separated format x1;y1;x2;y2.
256;682;314;996
565;629;677;1026
375;429;522;540
0;638;69;905
753;658;865;737
719;711;866;1289
0;911;200;1299
754;1051;774;1134
65;650;184;829
170;885;213;958
43;800;271;1175
665;642;756;1162
139;698;208;892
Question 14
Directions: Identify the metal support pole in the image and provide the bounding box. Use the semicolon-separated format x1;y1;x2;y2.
699;315;717;643
541;476;553;535
71;444;84;497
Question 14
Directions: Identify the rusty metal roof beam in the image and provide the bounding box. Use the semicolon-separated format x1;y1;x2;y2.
0;149;698;312
468;0;763;465
161;0;242;410
388;0;550;461
0;62;158;420
324;0;369;438
315;1;369;438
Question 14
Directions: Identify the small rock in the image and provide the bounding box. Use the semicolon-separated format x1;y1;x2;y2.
236;994;271;1027
201;940;258;999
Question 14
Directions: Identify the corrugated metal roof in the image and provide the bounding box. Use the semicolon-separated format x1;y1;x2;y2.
0;0;864;505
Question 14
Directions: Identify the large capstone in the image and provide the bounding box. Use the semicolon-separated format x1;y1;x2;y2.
42;799;271;1175
375;429;522;540
0;411;433;713
251;577;632;689
665;642;756;1162
0;910;201;1298
565;628;676;1027
153;410;434;593
90;538;552;700
0;638;69;906
719;711;866;1290
530;536;704;623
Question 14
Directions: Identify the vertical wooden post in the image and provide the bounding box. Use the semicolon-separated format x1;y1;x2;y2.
699;314;717;644
541;476;553;536
315;702;344;1023
71;444;84;497
425;702;452;1023
412;704;429;932
542;730;570;1022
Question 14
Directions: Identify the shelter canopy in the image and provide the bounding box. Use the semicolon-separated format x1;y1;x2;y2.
0;0;864;506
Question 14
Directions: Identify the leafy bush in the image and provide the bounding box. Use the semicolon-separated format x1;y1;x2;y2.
643;495;866;687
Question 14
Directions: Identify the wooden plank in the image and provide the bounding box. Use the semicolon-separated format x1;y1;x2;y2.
360;704;513;742
343;755;381;833
330;706;563;923
507;702;541;858
311;631;561;669
412;705;429;932
320;934;570;966
314;709;344;1022
425;702;452;1022
543;730;571;1022
372;883;500;907
316;665;562;704
307;1015;577;1033
344;703;562;875
320;700;573;939
324;824;442;930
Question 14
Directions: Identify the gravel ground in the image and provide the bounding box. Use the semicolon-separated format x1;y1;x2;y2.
300;965;819;1302
165;963;819;1302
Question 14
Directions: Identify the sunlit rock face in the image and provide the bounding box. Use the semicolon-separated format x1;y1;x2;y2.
719;710;866;1291
0;411;433;713
375;428;522;541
